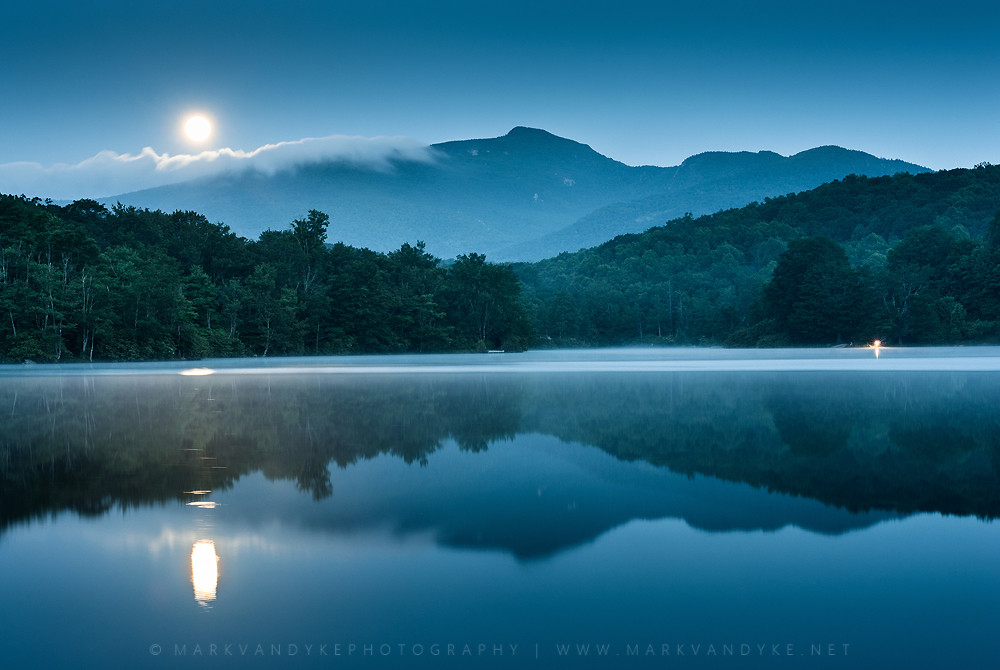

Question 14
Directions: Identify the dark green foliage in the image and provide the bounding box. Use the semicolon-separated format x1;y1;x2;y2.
443;253;533;350
384;242;453;351
518;165;1000;346
762;237;874;344
0;195;530;361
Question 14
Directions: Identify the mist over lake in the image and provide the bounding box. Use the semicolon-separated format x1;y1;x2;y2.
8;3;999;667
1;348;997;668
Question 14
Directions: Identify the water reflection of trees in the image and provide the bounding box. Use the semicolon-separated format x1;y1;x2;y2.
519;371;1000;518
0;373;522;531
2;368;999;535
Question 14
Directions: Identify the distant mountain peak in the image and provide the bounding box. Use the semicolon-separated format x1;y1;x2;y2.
432;126;606;165
790;145;866;160
497;126;591;151
679;149;783;167
505;126;557;139
795;144;849;153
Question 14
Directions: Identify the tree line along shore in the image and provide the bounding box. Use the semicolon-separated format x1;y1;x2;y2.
2;164;1000;362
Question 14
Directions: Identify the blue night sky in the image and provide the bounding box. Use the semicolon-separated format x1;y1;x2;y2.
2;0;998;199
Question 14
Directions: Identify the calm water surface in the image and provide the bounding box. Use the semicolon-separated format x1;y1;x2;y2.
1;348;998;668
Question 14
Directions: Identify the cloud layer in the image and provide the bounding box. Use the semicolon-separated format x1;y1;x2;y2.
0;135;437;201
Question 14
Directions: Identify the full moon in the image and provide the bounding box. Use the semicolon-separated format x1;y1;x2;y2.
184;115;212;142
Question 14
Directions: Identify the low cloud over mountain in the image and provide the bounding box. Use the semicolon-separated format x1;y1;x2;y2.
0;135;437;200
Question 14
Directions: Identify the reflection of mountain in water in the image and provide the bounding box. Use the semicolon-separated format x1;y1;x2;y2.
242;437;897;560
1;365;998;557
521;371;1000;518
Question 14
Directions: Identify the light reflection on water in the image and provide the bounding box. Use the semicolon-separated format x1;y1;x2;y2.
0;348;998;668
190;539;219;608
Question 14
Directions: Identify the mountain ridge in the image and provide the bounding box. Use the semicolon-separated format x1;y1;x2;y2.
498;142;932;259
100;127;930;260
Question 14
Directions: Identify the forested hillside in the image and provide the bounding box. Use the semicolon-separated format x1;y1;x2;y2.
517;165;1000;346
3;164;1000;362
0;197;530;362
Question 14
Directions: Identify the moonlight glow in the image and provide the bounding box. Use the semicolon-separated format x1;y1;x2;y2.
184;115;212;142
191;539;219;606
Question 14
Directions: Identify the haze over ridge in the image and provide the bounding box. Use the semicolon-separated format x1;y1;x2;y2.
88;127;929;261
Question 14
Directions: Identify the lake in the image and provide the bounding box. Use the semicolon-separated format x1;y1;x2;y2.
1;347;998;668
